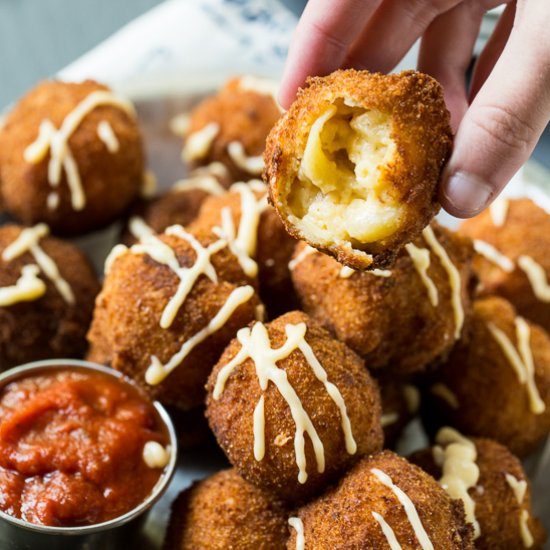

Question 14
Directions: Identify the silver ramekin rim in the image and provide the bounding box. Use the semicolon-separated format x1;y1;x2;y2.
0;358;178;536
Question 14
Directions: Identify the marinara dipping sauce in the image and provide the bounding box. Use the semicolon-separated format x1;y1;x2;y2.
0;365;172;528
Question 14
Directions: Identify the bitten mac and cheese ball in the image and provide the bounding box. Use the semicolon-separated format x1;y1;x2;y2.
265;69;452;270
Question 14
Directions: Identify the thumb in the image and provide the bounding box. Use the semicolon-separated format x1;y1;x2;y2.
440;2;550;218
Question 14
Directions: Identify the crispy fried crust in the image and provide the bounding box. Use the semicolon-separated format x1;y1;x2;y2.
460;198;550;334
264;69;451;270
288;450;473;549
291;222;475;374
425;297;550;456
189;188;298;316
0;224;100;368
185;78;281;182
205;311;383;502
87;228;260;411
163;469;290;550
411;437;546;550
0;80;144;235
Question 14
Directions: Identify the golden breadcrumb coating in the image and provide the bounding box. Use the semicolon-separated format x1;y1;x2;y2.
163;469;289;550
206;311;383;502
425;297;550;456
288;450;473;549
411;436;546;550
265;69;451;270
0;80;144;235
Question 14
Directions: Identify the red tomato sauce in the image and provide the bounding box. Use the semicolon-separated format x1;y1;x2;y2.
0;367;170;527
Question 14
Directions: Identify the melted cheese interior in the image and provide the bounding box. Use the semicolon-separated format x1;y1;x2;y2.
289;101;403;247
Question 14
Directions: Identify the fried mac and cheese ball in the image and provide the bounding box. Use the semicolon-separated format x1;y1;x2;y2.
265;70;452;270
164;469;289;550
287;450;473;550
290;223;475;374
0;80;144;235
206;311;383;502
411;429;546;550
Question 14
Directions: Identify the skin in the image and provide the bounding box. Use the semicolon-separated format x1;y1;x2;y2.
411;436;546;550
280;0;550;219
0;80;144;235
290;222;476;375
163;469;290;550
460;198;550;334
205;311;383;503
288;450;474;549
0;224;100;369
265;69;451;270
424;296;550;456
87;228;260;411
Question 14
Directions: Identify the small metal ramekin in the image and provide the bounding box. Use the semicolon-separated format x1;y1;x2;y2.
0;359;178;550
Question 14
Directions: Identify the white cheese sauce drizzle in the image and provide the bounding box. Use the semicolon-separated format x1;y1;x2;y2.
518;255;550;302
473;240;514;273
182;122;220;163
128;216;154;241
488;317;545;414
0;265;46;306
2;224;74;304
97;120;119;153
24;90;135;211
288;516;305;550
227;141;264;175
405;242;439;306
505;473;534;548
489;197;509;227
372;512;402;550
433;427;480;538
422;226;463;338
213;321;356;484
430;383;460;409
371;468;434;550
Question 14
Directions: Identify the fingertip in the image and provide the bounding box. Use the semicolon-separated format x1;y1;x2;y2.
439;169;497;219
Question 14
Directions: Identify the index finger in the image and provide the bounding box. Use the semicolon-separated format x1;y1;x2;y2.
279;0;382;108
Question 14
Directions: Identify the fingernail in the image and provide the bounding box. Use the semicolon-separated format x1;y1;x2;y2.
441;170;495;218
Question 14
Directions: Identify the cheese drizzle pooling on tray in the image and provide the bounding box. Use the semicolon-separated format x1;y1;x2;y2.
488;316;545;414
433;427;480;538
24;90;136;211
2;224;74;304
505;473;535;548
371;468;434;550
213;321;357;484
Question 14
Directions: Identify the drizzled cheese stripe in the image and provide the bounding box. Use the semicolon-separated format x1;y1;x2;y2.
422;226;463;338
474;240;514;273
372;512;402;550
182;122;219;163
0;265;46;306
214;321;356;484
371;468;434;550
2;224;74;304
227;141;264;175
505;473;534;548
145;285;255;385
24;90;135;211
518;255;550;302
288;245;316;271
288;517;305;550
128;217;154;241
433;428;480;539
490;197;509;227
97;120;119;153
430;383;459;409
131;226;226;329
488;318;545;414
171;175;227;196
405;242;439;307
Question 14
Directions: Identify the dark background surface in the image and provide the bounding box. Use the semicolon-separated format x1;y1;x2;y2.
0;0;547;167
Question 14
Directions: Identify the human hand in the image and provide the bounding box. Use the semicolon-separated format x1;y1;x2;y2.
279;0;550;218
